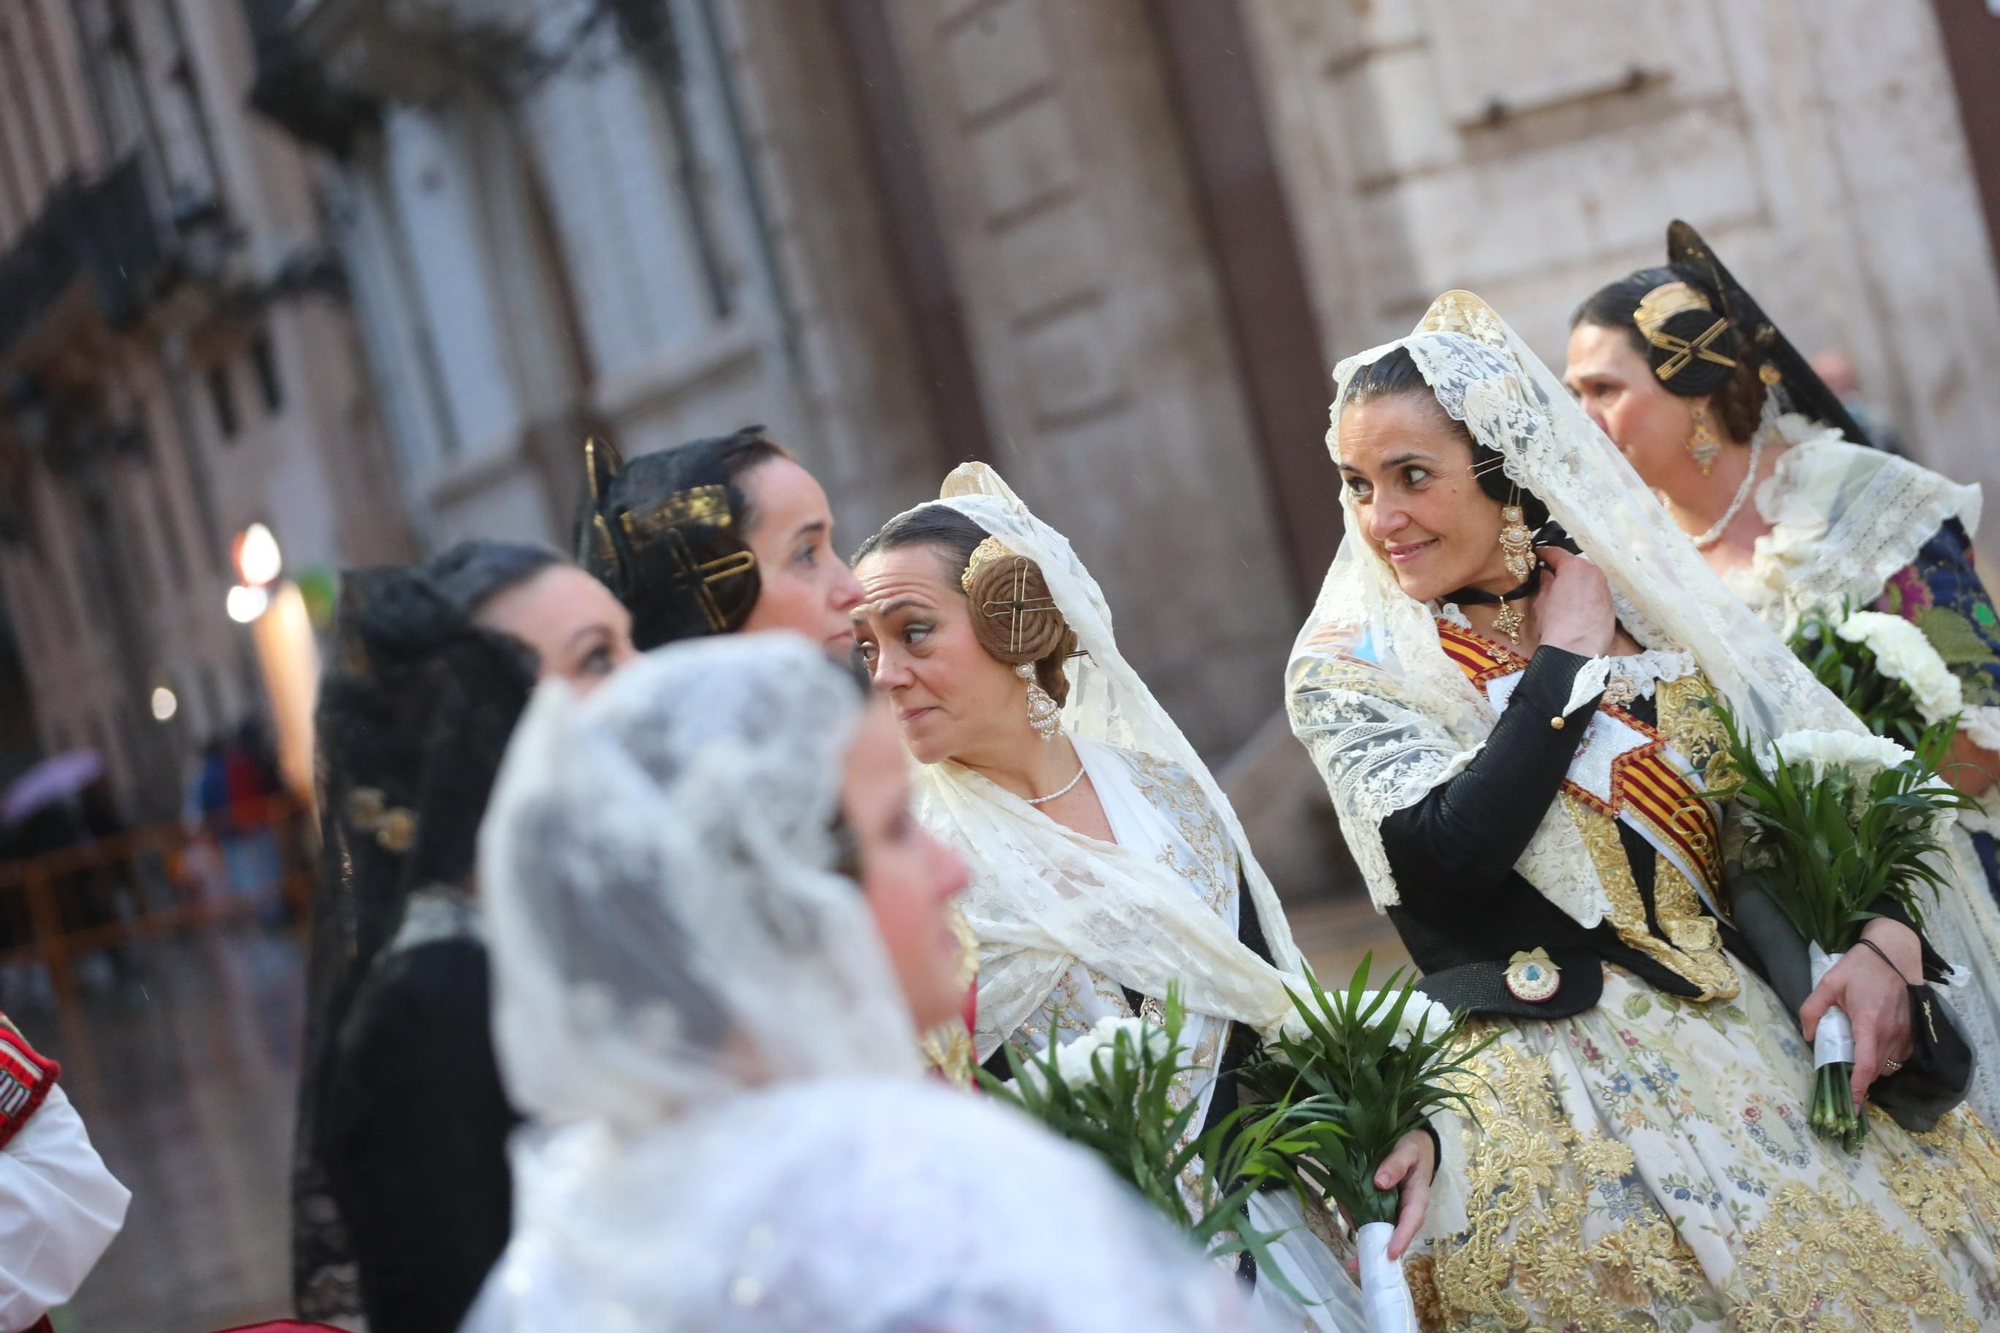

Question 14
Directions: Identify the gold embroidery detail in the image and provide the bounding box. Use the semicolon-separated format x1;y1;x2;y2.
1656;673;1735;795
1881;1107;2000;1247
1733;1182;1976;1332
1405;1253;1446;1333
1564;794;1740;1001
1432;1042;1704;1328
1124;751;1235;914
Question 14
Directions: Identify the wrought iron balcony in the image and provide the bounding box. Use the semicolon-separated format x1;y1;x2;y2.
248;0;527;120
242;0;378;154
0;157;167;365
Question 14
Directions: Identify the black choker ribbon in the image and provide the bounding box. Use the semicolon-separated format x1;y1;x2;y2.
1446;568;1542;607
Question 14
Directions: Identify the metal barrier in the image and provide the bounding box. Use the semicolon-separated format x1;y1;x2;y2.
0;796;313;1001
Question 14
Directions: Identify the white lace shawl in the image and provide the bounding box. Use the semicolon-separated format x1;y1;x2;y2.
904;465;1306;1058
1719;419;1999;754
471;636;1257;1331
465;1079;1256;1333
1286;292;1867;923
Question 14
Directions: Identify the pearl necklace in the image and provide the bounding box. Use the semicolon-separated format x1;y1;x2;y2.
1024;765;1087;806
1683;427;1766;550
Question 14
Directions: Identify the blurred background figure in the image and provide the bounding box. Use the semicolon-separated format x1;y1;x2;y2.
1809;349;1907;456
293;543;631;1332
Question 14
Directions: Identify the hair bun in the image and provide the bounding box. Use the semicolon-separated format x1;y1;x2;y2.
963;550;1071;666
1635;274;1747;398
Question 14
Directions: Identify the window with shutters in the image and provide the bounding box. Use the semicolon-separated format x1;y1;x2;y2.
1417;0;1670;127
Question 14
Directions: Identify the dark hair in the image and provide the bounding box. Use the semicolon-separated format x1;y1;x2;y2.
578;428;794;649
423;540;565;620
618;430;793;537
1340;346;1552;534
1572;265;1767;443
852;505;1078;706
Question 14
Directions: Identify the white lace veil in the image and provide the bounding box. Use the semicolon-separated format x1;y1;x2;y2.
478;632;919;1130
1286;291;1865;924
903;464;1304;1056
472;634;1260;1333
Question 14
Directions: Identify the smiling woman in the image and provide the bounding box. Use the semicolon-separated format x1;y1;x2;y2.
1287;289;2000;1331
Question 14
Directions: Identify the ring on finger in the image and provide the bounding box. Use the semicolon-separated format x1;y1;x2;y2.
1883;1058;1905;1074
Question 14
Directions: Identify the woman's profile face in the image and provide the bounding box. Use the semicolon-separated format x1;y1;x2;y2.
475;566;637;693
737;457;867;656
1564;322;1707;493
1336;394;1511;604
851;545;1027;766
841;705;969;1031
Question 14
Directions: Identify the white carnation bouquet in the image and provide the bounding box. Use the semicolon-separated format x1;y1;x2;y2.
1710;696;1973;1148
1790;603;1963;745
1239;956;1489;1333
980;986;1316;1287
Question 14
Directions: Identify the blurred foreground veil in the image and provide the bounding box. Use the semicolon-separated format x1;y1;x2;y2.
465;634;1260;1332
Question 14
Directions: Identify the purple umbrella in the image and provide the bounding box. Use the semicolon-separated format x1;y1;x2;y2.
3;750;105;826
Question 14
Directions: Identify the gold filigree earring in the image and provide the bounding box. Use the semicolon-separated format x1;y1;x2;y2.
1687;402;1722;475
1499;487;1534;584
1493;485;1534;644
1018;663;1061;741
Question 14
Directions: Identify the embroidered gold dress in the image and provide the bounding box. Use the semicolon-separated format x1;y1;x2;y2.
1401;632;2000;1331
1289;286;2000;1333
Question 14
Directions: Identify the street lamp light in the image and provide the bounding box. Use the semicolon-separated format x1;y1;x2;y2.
226;584;271;623
150;686;178;722
234;522;283;587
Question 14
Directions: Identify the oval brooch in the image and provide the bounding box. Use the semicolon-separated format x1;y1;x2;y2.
1505;948;1560;1003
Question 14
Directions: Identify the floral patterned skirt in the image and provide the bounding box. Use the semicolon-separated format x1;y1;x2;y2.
1412;959;2000;1332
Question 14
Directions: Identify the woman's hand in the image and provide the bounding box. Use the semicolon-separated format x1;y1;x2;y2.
1799;918;1919;1104
1376;1129;1435;1260
1535;548;1617;659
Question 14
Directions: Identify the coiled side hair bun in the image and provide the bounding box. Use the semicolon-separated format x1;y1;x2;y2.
961;539;1078;706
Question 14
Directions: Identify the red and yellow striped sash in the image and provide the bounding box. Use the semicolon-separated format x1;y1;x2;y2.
1437;622;1722;895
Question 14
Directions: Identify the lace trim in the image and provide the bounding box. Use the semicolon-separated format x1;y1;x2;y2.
1725;417;1980;632
389;885;481;953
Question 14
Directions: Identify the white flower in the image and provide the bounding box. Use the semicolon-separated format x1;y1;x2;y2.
1278;988;1455;1051
1014;1016;1171;1094
1771;729;1914;779
1835;610;1963;724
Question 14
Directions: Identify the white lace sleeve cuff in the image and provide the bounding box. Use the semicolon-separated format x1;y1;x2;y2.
1564;657;1614;718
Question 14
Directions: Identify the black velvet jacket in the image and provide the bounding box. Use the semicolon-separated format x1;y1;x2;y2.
324;935;517;1333
1380;644;1948;1019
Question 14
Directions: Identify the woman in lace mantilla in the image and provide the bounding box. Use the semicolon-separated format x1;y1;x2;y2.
1570;220;2000;1131
1289;290;2000;1331
851;466;1437;1332
464;635;1259;1332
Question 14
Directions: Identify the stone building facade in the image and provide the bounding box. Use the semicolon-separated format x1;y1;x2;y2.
0;0;412;816
252;0;2000;890
254;0;2000;893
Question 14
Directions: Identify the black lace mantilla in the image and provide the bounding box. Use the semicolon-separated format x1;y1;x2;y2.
292;567;537;1319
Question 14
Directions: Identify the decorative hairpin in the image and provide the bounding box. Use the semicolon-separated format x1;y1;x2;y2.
347;786;417;854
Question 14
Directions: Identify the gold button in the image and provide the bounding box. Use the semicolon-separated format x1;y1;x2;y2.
1550;715;1566;730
